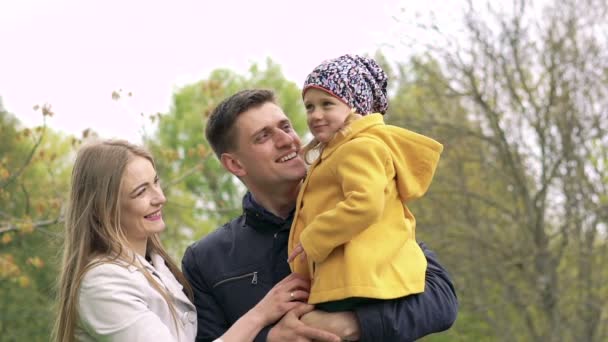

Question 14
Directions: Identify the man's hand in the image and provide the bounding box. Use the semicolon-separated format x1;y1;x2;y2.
301;310;361;341
267;304;341;342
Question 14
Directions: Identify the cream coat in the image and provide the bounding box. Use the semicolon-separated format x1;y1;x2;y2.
76;253;197;342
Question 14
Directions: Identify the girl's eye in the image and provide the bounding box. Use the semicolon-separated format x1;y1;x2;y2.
136;188;146;197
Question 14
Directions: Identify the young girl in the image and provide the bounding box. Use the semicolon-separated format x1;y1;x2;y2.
287;54;444;312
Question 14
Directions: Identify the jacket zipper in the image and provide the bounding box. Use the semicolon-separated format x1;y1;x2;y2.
213;271;258;288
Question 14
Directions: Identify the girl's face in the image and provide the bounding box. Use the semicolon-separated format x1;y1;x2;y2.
303;88;352;143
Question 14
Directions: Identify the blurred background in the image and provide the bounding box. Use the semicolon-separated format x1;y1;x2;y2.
1;0;607;340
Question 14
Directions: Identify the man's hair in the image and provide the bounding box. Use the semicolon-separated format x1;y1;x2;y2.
205;89;276;157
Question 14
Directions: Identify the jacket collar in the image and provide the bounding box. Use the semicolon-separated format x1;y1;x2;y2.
321;113;384;160
243;192;294;234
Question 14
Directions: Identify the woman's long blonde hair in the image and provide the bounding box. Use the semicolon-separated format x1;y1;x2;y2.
52;140;193;342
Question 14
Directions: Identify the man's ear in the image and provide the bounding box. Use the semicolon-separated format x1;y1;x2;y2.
220;152;246;177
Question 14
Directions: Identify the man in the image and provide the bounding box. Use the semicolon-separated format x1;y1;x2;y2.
182;89;458;342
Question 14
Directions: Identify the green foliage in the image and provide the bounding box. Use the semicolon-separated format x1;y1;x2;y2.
0;107;72;341
145;59;305;257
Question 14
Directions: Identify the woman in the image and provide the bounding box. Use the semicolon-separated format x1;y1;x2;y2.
53;140;305;342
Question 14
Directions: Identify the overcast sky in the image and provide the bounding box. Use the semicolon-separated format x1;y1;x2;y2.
0;0;463;142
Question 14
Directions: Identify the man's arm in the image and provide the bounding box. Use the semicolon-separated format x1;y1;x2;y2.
354;242;458;341
182;246;230;342
301;243;457;341
267;304;341;342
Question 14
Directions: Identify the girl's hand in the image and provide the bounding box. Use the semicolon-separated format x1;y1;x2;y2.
287;242;308;264
250;273;311;326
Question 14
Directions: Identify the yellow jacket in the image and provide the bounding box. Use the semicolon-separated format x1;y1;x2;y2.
288;114;443;304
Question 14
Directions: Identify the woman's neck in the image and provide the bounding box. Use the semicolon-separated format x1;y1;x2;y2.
127;238;147;258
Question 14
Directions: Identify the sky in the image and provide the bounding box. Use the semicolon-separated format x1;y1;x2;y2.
0;0;463;142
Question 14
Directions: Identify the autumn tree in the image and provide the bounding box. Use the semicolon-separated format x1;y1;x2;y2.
0;101;74;340
395;0;608;340
145;59;306;256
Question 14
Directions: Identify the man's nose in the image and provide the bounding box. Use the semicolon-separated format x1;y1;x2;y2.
274;129;294;147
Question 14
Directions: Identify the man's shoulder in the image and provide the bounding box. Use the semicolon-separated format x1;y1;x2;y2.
187;215;244;253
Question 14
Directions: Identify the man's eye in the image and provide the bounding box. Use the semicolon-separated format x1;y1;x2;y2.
256;133;269;142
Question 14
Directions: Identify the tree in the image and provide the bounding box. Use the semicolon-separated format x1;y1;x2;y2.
145;59;306;257
0;102;75;340
398;0;608;340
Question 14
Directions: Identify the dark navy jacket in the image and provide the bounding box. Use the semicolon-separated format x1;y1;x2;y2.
182;193;458;341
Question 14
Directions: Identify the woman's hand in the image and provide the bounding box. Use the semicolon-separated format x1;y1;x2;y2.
250;273;311;326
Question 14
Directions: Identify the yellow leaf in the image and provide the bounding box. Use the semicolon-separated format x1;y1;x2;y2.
1;233;12;244
18;275;31;288
36;202;47;215
197;145;207;157
20;220;34;234
0;168;9;180
0;254;21;278
27;257;44;268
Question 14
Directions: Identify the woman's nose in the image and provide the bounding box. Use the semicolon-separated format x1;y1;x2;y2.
151;187;166;206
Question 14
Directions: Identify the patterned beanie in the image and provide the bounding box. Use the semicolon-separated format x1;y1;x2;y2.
303;54;388;115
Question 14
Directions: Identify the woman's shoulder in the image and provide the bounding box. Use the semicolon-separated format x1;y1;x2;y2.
80;258;141;289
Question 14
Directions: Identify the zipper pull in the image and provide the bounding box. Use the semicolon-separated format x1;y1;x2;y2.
251;272;258;285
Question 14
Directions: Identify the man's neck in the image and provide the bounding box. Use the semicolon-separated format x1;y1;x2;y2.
249;182;301;219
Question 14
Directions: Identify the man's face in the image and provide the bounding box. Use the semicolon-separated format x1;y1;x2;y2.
224;102;307;190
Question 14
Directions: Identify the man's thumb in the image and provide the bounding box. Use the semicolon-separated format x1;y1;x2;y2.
292;303;315;318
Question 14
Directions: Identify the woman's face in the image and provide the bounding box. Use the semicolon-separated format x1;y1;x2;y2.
119;156;166;246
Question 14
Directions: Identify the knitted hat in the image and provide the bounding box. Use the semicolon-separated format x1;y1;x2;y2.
303;54;388;115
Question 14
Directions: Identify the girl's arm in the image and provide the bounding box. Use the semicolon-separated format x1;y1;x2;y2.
300;137;390;263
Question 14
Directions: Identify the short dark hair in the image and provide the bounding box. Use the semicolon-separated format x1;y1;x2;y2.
205;89;276;157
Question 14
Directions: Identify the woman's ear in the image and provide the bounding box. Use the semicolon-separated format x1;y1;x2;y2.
220;153;246;177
